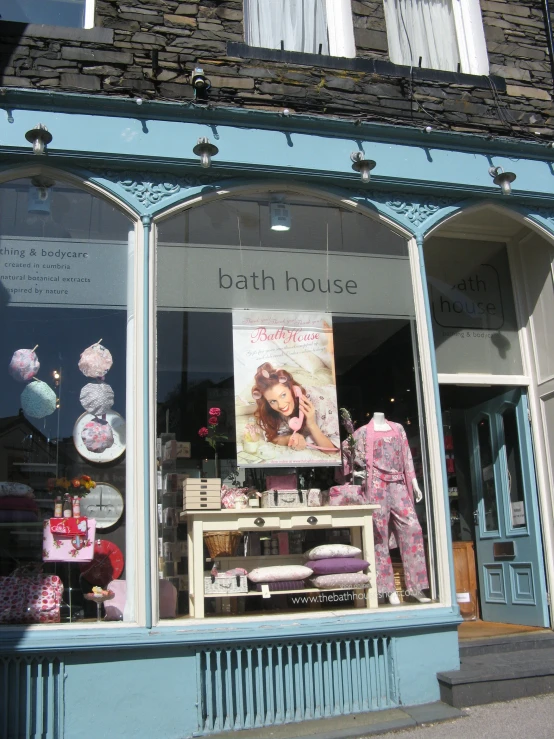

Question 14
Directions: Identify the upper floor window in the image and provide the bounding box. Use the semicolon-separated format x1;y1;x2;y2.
383;0;489;75
244;0;356;58
0;0;94;29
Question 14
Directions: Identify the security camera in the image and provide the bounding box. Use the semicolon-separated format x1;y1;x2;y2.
191;67;211;93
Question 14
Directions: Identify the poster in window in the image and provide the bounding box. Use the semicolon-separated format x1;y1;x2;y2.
232;310;341;468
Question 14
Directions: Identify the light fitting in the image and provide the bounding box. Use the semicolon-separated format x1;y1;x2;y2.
489;165;516;196
270;202;291;231
193;137;219;168
350;151;376;183
25;123;52;155
28;175;55;215
191;67;211;94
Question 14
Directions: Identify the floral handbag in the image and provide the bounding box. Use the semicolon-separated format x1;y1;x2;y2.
0;567;64;624
42;517;96;562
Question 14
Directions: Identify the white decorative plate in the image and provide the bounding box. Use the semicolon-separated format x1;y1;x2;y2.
73;410;126;463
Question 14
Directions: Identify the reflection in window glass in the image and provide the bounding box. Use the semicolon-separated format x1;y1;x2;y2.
0;177;132;625
477;417;499;532
503;406;526;528
0;0;88;28
156;191;435;619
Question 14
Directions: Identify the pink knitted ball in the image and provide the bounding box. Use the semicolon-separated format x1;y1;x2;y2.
9;349;40;382
81;420;114;453
78;343;113;379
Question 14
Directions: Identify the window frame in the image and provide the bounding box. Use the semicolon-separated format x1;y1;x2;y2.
151;184;452;624
0;166;142;630
244;0;355;59
384;0;489;76
0;0;95;30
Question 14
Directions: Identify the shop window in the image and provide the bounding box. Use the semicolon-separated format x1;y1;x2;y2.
155;190;437;620
0;0;94;29
383;0;489;75
244;0;356;58
0;176;133;625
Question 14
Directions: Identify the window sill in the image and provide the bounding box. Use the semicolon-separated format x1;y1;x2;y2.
0;20;113;44
227;42;506;93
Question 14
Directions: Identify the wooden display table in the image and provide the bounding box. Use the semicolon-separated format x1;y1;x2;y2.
182;505;380;618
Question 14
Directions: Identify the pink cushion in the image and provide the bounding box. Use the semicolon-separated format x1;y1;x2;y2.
159;579;177;618
310;558;369;576
104;579;126;621
248;565;313;583
311;573;370;589
254;580;306;592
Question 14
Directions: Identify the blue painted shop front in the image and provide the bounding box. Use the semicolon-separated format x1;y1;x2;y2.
1;90;553;738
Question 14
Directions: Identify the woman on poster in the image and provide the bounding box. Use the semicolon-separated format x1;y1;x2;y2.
251;363;340;454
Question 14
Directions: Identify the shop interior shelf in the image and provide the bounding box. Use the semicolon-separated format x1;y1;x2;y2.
205;586;370;598
0;522;45;527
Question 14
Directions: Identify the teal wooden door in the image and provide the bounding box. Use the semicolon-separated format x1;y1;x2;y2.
466;389;549;626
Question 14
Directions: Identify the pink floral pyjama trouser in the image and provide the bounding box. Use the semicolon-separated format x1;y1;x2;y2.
370;475;429;595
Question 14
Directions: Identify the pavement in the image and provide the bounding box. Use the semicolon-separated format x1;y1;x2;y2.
207;693;554;739
371;694;554;739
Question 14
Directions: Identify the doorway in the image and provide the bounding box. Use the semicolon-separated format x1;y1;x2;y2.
440;385;550;628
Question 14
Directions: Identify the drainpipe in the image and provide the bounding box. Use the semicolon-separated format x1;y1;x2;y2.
542;0;554;92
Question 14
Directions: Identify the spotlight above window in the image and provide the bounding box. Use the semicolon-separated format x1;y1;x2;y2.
270;202;291;231
25;123;52;155
193;137;218;168
489;165;516;196
350;151;376;183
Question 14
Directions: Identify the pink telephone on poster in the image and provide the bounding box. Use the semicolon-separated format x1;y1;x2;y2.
288;386;336;452
288;386;304;432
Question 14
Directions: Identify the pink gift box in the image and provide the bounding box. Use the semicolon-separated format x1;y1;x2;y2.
42;518;96;562
329;485;367;506
266;474;297;491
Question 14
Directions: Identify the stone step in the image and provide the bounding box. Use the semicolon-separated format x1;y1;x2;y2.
438;644;554;708
459;630;554;658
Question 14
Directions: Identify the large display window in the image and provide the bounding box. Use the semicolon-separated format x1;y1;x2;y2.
155;189;437;620
0;175;134;625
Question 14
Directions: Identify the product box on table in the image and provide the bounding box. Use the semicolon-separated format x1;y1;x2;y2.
204;573;248;595
261;488;325;508
183;478;221;511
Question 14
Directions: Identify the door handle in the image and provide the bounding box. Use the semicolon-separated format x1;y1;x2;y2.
473;509;479;525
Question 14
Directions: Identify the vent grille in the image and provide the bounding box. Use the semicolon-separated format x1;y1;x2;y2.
1;655;64;739
197;636;397;734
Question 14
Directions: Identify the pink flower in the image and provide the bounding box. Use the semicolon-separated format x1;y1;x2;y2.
209;416;218;426
209;407;221;417
198;427;209;438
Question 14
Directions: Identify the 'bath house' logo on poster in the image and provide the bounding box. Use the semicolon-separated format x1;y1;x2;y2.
430;263;504;330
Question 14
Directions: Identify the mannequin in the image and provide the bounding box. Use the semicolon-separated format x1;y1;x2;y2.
347;412;431;605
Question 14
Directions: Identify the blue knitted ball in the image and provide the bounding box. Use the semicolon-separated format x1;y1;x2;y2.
21;381;57;418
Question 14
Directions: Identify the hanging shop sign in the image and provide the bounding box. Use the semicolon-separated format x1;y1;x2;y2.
0;237;128;309
157;243;415;317
232;310;341;468
425;239;523;375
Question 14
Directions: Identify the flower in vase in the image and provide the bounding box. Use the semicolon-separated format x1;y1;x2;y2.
209;407;221;417
209;416;218;426
198;427;209;438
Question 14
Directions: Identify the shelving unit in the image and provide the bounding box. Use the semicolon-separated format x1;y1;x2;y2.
183;505;379;618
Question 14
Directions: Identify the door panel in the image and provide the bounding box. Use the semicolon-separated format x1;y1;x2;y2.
466;389;549;626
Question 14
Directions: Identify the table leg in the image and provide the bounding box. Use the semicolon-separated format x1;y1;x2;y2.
187;520;195;617
193;518;205;619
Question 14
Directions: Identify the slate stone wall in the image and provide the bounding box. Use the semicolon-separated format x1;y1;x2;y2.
0;0;553;140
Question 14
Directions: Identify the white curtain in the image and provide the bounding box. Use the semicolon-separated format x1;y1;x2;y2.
383;0;461;72
245;0;330;55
